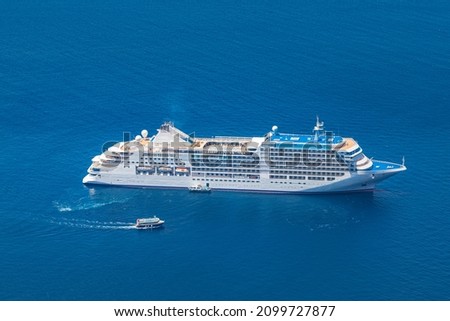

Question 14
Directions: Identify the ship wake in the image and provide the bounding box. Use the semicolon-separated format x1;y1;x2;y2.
50;218;136;230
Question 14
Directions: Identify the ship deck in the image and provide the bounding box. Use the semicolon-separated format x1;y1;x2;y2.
271;133;344;145
336;138;357;151
191;137;253;149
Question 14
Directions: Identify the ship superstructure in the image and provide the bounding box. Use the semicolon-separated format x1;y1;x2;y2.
83;119;406;193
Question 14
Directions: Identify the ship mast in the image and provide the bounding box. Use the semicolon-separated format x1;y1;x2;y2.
313;116;324;142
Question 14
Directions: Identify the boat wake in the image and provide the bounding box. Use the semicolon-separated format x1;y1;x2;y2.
52;197;130;213
50;218;136;230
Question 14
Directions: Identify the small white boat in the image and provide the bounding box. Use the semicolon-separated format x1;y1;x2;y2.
188;183;211;192
135;216;165;229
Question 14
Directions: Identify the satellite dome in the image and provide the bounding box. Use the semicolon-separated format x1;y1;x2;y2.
141;129;148;138
135;135;142;140
272;125;278;132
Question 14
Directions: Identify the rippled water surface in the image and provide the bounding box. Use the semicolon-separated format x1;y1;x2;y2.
0;0;449;300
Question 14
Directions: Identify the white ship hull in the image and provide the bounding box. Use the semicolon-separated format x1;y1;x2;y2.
82;162;404;194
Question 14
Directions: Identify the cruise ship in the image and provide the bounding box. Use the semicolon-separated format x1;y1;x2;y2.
82;119;406;193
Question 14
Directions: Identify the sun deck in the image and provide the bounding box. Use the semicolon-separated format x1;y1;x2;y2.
270;132;344;148
335;138;358;151
191;137;253;149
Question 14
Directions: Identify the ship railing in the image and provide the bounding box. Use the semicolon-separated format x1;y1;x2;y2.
210;136;253;141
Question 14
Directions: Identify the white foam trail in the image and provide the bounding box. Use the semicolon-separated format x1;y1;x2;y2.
53;198;130;213
57;206;73;212
50;218;137;230
62;218;131;225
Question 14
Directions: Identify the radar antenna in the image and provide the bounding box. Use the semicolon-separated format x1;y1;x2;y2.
314;115;324;131
313;116;325;142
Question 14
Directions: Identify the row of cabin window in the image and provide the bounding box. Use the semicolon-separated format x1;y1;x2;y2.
192;178;259;183
192;167;259;173
270;171;345;176
270;175;336;181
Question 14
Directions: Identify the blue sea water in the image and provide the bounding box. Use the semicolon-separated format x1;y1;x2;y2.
1;0;450;300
